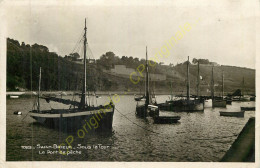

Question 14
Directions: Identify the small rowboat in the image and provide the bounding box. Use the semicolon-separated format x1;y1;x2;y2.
241;107;255;111
147;105;181;124
10;95;19;99
153;116;181;124
219;111;245;117
13;111;22;115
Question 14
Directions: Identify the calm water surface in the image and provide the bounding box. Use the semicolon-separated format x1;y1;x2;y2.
6;95;255;161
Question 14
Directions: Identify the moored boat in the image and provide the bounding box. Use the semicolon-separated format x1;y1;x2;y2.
29;19;114;132
212;69;226;108
135;47;152;118
219;111;245;117
241;107;255;111
10;95;19;99
158;99;204;112
135;47;181;122
153;116;181;124
213;99;227;108
147;105;181;124
158;57;204;112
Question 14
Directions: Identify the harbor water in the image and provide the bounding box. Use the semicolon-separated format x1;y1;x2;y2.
6;95;255;161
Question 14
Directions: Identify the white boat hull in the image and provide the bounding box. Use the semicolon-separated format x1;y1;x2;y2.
204;99;212;108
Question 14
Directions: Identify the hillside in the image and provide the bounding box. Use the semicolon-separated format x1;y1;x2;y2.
7;38;255;95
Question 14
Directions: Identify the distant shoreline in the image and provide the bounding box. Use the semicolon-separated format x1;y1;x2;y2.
6;90;255;96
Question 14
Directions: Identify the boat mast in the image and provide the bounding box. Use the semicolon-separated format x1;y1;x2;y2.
80;18;87;109
170;81;173;100
145;46;149;107
211;66;214;100
242;76;245;96
197;61;200;98
222;71;224;99
38;67;41;112
187;56;190;101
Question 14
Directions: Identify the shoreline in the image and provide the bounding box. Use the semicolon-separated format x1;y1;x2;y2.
6;90;255;96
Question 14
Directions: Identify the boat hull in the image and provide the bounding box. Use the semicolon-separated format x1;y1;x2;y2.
241;107;255;111
250;97;255;101
10;95;19;99
219;111;245;117
158;100;204;112
204;99;212;108
136;104;147;118
153;116;181;124
226;100;232;105
213;100;226;108
233;96;251;102
29;107;114;132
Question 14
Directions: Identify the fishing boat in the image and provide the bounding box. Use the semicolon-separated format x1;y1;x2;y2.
29;19;114;132
135;47;152;118
219;111;245;117
135;47;180;123
241;107;255;111
232;77;251;102
158;57;204;112
212;68;226;108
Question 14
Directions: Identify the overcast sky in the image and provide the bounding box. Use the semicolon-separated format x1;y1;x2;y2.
2;0;258;69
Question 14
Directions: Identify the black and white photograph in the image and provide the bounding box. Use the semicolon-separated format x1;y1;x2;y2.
0;0;259;167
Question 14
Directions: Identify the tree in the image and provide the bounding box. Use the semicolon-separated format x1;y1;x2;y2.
69;52;80;61
192;58;198;64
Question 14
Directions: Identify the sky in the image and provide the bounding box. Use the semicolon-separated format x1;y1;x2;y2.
2;0;258;69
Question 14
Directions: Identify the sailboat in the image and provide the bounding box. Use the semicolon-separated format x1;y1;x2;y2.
29;19;115;132
158;56;204;112
240;77;250;101
135;47;180;123
135;47;153;118
212;68;226;107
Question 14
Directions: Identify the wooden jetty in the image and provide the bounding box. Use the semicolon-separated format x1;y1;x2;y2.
221;117;255;162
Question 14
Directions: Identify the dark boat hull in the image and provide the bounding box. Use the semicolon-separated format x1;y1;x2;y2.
226;100;232;105
136;104;147;118
213;100;227;107
153;116;181;124
30;107;114;132
158;100;204;112
219;111;245;117
241;107;255;111
250;97;255;101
